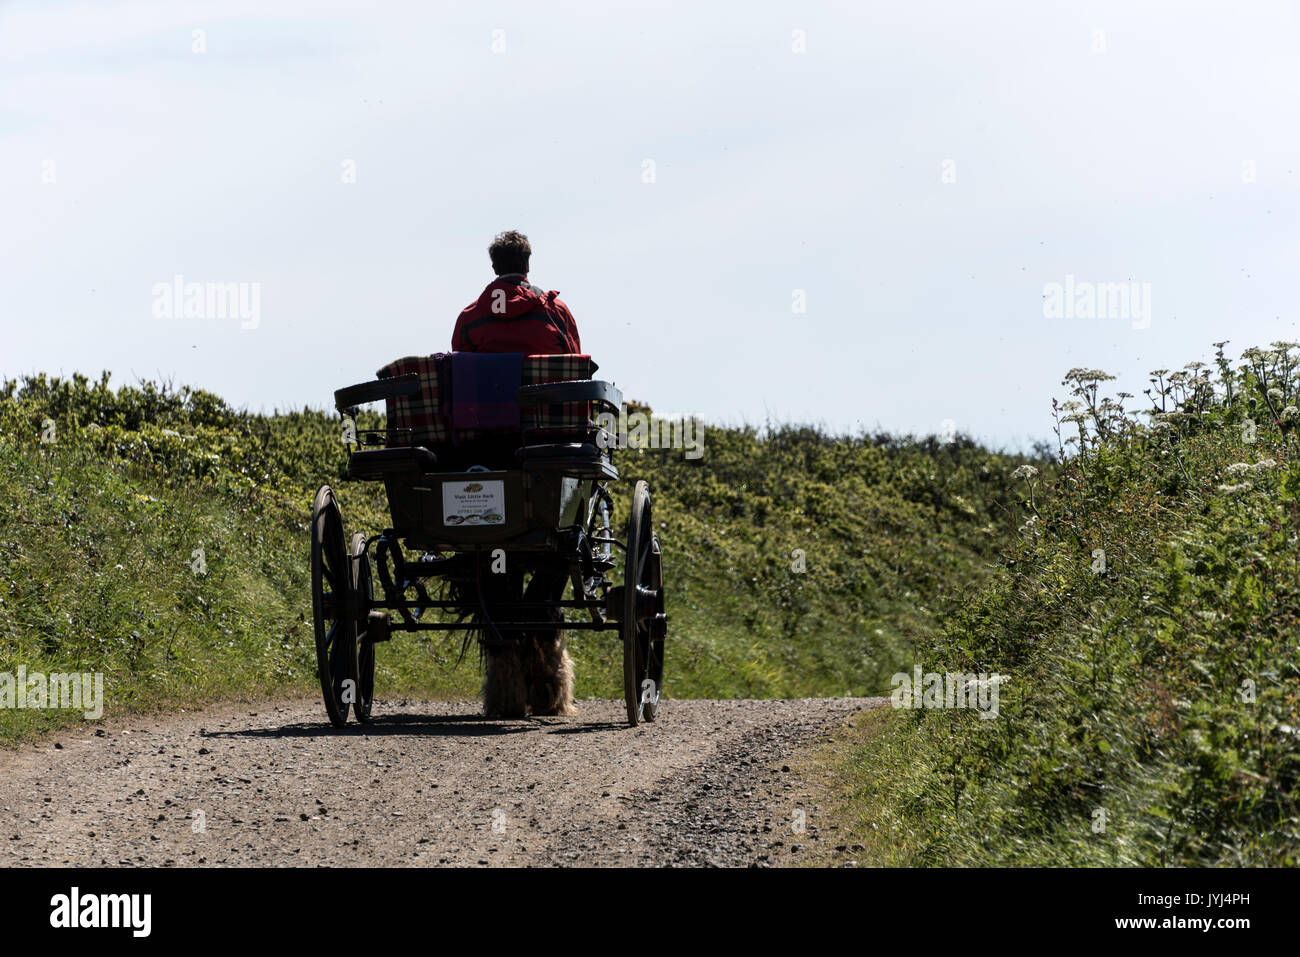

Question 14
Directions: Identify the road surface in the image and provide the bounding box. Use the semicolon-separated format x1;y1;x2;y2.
0;696;883;867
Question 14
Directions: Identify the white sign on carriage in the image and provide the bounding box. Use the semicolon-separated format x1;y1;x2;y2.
442;479;506;526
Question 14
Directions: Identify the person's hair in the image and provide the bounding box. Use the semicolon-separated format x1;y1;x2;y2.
489;230;531;275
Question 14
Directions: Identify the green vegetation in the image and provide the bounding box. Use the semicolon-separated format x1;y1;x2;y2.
6;343;1294;867
0;371;1035;742
836;342;1300;866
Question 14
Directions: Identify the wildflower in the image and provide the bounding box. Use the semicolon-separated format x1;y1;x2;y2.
1217;482;1253;494
1282;406;1300;423
1229;459;1276;478
1011;465;1039;480
1267;388;1284;404
1063;368;1115;386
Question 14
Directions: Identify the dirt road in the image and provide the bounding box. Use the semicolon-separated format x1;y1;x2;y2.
0;696;883;867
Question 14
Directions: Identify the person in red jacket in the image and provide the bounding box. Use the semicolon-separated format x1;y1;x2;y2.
452;231;582;354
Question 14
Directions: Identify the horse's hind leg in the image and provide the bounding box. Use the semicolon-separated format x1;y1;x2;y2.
519;566;576;716
482;643;527;719
527;628;577;717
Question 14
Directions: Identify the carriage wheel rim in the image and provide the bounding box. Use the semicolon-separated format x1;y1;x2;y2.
351;532;375;723
312;487;353;728
624;481;663;725
640;536;665;720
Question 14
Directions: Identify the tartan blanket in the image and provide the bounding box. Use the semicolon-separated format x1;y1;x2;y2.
377;353;594;446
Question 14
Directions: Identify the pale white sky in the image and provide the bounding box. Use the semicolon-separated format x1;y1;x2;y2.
2;0;1297;449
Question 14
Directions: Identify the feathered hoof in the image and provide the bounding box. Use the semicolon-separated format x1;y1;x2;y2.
527;632;577;717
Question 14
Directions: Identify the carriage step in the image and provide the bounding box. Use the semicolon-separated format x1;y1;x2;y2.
363;610;392;643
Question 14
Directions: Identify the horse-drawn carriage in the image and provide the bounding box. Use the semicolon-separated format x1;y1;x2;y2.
309;352;665;728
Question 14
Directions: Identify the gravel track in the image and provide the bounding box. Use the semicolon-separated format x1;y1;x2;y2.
0;696;884;867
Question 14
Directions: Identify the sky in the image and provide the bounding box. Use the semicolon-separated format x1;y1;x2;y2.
2;0;1297;451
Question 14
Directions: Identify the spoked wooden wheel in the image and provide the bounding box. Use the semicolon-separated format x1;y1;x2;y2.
623;480;665;726
350;532;376;724
311;486;356;728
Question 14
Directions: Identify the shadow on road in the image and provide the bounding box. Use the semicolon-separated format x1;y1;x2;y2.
546;722;630;734
201;710;626;740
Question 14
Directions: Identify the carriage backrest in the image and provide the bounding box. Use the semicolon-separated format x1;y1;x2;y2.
376;352;594;448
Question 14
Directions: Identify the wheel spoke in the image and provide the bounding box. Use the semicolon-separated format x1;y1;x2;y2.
329;639;348;687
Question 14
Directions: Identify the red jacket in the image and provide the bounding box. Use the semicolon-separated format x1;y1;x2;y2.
452;275;581;354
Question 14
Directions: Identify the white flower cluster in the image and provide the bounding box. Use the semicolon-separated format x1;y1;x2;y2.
1226;459;1276;478
1217;482;1253;495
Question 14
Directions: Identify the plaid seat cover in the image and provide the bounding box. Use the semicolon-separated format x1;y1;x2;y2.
377;353;593;446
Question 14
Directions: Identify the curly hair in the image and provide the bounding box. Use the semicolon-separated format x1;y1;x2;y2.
488;230;531;275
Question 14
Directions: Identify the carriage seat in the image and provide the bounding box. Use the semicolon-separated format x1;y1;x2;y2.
514;442;614;479
346;445;438;480
375;353;598;451
336;353;619;481
515;442;601;463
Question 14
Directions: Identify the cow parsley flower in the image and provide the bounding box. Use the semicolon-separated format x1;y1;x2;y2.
1217;481;1253;494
